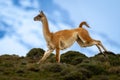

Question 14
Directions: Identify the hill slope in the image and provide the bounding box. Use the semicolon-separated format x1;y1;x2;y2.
0;48;120;80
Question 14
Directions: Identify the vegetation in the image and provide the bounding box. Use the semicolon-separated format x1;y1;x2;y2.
0;48;120;80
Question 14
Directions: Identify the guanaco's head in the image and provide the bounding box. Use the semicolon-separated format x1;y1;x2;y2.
34;11;45;21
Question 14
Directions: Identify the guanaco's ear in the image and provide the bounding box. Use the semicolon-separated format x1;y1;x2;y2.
39;10;43;14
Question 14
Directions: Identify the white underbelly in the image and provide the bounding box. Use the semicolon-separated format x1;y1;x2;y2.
60;37;76;50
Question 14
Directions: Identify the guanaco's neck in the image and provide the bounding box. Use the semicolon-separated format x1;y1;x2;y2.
41;16;52;42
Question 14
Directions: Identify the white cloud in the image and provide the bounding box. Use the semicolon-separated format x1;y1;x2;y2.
0;1;44;56
0;0;120;57
0;36;28;56
19;0;40;9
53;0;120;54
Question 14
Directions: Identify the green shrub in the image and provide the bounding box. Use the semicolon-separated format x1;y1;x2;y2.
40;63;65;72
89;75;109;80
63;71;86;80
0;54;19;62
78;67;92;78
26;48;45;59
92;53;107;62
90;51;120;69
16;68;25;74
9;77;29;80
61;51;87;65
60;63;76;75
108;66;120;74
78;63;106;75
0;49;120;80
26;63;40;72
104;52;120;66
26;48;55;63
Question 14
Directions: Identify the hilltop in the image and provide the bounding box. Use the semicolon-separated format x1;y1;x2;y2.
0;48;120;80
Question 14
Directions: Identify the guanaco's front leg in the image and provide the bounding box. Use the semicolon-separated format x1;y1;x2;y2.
37;49;53;64
56;48;60;63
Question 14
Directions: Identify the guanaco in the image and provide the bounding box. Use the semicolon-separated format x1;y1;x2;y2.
34;11;107;64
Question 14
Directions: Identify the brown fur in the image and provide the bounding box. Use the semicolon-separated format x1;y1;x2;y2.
79;21;90;28
34;11;107;64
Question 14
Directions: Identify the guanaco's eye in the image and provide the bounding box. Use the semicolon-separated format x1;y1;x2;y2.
38;15;42;18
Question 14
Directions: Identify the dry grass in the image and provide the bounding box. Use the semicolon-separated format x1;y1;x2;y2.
0;48;119;80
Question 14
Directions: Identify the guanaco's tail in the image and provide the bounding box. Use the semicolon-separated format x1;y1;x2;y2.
79;21;90;28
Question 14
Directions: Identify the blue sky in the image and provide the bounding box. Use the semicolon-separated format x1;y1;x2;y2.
0;0;120;57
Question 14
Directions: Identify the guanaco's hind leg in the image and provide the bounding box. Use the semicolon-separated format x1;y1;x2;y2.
93;40;107;53
76;39;86;47
37;49;53;64
77;35;86;44
94;40;107;51
98;42;107;52
77;38;107;54
96;45;102;53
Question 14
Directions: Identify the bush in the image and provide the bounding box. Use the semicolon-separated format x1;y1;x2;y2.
103;52;120;66
78;67;92;78
61;51;87;65
26;48;45;59
108;66;120;74
92;53;107;62
39;63;66;73
0;54;19;61
26;64;40;72
26;48;55;63
89;75;109;80
0;49;120;80
77;63;106;75
0;54;20;68
63;71;86;80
